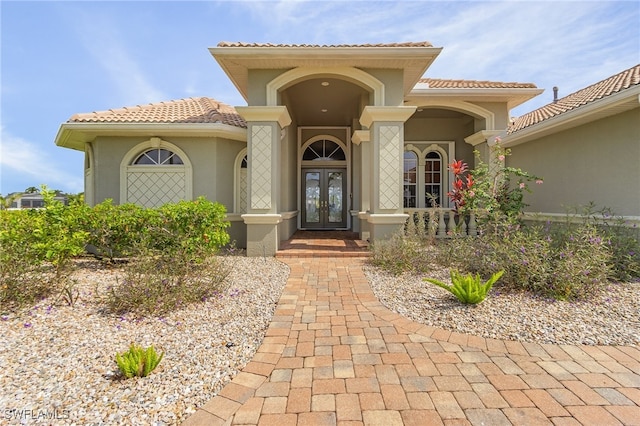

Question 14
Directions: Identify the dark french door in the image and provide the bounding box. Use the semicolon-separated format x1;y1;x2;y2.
301;168;347;229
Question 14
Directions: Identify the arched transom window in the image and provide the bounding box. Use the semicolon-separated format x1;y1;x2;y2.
132;148;184;165
302;139;346;161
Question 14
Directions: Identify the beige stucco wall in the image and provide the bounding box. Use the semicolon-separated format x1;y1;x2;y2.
248;69;286;106
405;116;476;165
361;68;404;106
472;102;511;130
508;108;640;217
89;135;245;213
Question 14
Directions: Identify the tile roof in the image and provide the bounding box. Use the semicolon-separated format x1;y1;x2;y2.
217;41;434;48
418;78;537;89
69;97;246;128
508;64;640;133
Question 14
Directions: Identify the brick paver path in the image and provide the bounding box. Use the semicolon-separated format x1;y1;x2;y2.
183;257;640;425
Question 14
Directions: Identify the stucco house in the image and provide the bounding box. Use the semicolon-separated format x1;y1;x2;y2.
54;41;636;255
503;64;640;223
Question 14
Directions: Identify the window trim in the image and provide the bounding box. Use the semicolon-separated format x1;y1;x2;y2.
119;138;192;205
404;141;454;208
234;148;248;213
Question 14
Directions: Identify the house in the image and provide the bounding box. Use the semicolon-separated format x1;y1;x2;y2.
55;41;551;256
502;64;640;223
6;192;68;209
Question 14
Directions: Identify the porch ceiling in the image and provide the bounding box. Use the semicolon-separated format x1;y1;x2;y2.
210;43;442;102
283;78;366;126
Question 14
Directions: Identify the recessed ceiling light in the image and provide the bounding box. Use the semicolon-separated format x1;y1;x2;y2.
321;81;330;87
321;109;328;113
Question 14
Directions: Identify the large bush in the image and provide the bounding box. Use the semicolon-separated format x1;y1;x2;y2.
1;193;231;312
103;197;231;315
441;222;612;300
0;187;88;309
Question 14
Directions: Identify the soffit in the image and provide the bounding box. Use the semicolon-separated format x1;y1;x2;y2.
210;42;442;101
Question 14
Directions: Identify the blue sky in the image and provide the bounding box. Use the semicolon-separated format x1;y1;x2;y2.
1;0;638;195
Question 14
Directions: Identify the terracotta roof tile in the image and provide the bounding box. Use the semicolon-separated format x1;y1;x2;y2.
508;64;640;133
217;41;434;48
69;97;246;128
418;78;537;89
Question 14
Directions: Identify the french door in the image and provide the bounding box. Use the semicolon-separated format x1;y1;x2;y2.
301;168;347;229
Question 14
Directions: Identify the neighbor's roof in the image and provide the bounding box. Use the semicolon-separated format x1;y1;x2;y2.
216;41;434;48
69;97;246;128
419;78;537;89
508;64;640;134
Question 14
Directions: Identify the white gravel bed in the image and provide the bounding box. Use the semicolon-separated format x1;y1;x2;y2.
0;256;289;425
365;262;640;347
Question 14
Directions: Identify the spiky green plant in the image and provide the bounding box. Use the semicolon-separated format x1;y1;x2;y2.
115;343;164;378
425;270;504;304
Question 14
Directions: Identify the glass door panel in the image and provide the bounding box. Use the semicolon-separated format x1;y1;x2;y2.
327;171;343;224
304;171;320;224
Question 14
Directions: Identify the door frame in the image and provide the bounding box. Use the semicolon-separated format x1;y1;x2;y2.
297;127;351;230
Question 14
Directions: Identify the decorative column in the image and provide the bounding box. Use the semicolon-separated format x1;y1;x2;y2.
351;130;371;241
235;106;291;257
360;106;416;243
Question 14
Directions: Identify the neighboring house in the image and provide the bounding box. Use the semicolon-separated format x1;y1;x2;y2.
502;64;640;223
55;41;552;256
8;192;68;209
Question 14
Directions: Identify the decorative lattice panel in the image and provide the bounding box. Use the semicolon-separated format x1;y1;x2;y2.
250;125;272;210
127;171;186;208
239;169;248;213
378;125;401;210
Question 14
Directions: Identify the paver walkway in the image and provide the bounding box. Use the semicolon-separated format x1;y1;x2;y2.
184;253;640;425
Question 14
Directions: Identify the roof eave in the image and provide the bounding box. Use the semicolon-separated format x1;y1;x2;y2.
502;86;640;147
407;87;544;109
209;45;443;101
55;122;248;151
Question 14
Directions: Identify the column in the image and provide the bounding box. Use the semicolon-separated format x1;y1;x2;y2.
351;130;370;241
359;106;416;243
235;106;291;257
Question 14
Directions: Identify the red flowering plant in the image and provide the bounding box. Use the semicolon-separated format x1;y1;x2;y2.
448;138;543;225
447;160;476;216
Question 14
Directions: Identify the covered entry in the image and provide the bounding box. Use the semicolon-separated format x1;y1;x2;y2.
300;136;348;229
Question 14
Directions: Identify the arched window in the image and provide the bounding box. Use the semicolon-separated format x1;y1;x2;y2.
132;148;184;165
403;151;418;208
302;139;345;161
425;151;442;207
120;140;192;208
239;155;248;213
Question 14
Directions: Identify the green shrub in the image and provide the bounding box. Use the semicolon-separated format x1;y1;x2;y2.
105;255;231;315
441;221;611;300
85;201;152;260
0;209;52;308
115;343;164;378
0;187;88;309
370;233;434;275
425;270;503;304
151;197;230;260
563;204;640;282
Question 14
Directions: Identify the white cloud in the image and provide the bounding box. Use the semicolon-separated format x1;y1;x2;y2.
67;8;167;106
0;127;84;194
